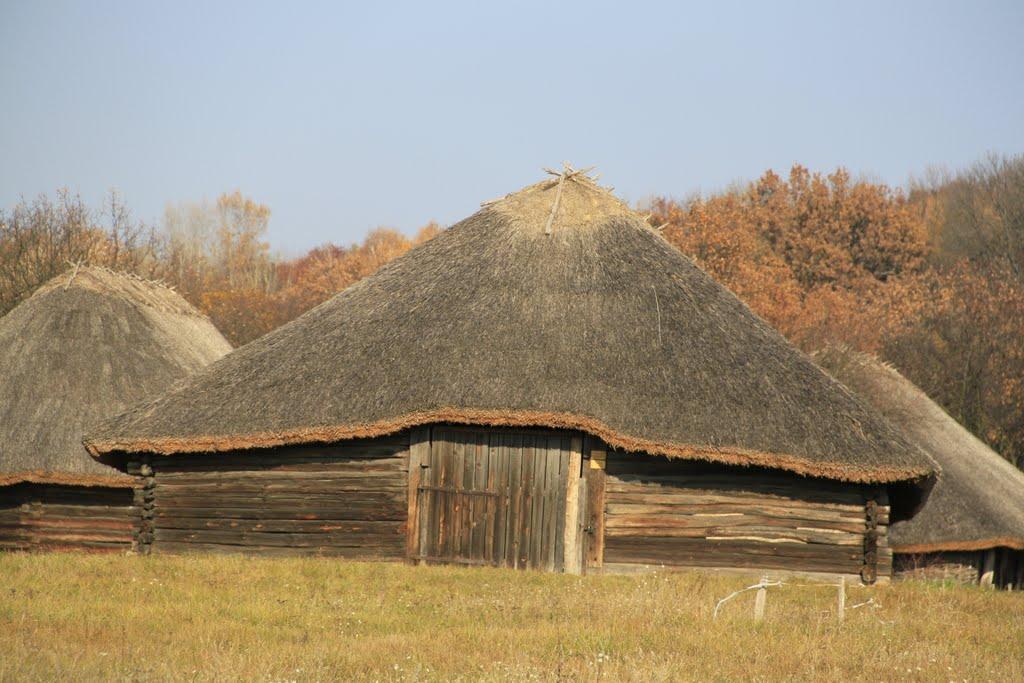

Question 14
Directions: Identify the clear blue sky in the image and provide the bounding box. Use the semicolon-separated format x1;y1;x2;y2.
2;1;1022;252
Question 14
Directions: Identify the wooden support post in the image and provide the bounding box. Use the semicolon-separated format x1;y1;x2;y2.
583;438;606;571
562;436;583;574
837;577;846;623
862;498;879;585
406;427;430;563
753;577;767;622
980;549;996;588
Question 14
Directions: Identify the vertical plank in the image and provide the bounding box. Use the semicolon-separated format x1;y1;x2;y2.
492;433;508;567
552;438;567;572
584;439;606;569
507;433;523;569
521;435;536;569
562;435;583;574
436;432;451;560
472;431;488;562
406;427;430;562
487;436;503;565
458;431;471;561
541;436;557;571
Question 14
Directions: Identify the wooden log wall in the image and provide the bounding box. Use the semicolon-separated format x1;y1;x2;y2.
0;484;136;553
599;452;889;581
142;434;409;558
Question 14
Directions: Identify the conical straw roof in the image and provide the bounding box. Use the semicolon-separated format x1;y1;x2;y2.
815;347;1024;551
88;172;932;483
0;266;232;486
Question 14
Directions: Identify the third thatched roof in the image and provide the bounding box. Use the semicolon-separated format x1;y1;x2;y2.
0;266;232;487
815;347;1024;552
88;171;932;484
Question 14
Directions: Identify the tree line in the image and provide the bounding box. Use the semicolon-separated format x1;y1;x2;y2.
2;155;1021;468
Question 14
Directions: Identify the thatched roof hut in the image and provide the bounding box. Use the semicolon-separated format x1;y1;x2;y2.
85;171;932;576
88;174;930;484
1;266;231;487
815;347;1024;587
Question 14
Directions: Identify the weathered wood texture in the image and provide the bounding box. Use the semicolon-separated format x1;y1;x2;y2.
415;426;579;571
0;484;136;553
601;452;889;581
147;435;409;558
895;549;1024;589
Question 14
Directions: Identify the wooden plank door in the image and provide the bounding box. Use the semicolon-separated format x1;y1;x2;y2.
413;427;582;571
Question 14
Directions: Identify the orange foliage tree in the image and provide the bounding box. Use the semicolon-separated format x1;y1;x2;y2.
650;165;929;352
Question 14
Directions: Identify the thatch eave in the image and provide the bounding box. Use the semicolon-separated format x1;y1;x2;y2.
87;407;931;484
0;470;134;489
892;538;1024;554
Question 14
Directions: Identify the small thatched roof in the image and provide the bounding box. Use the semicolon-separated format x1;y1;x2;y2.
815;347;1024;552
0;266;232;487
87;171;932;483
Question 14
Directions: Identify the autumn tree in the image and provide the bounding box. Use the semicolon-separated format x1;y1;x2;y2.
275;223;442;323
159;191;279;346
0;190;159;315
911;153;1024;276
650;165;929;351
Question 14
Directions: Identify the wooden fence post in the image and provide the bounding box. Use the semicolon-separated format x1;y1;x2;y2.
837;577;846;623
753;576;767;622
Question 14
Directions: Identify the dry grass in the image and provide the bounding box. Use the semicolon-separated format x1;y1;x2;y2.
1;554;1021;682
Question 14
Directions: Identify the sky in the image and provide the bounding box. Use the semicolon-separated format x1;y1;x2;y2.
1;1;1022;252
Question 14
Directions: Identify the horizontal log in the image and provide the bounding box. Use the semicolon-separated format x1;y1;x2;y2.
154;484;406;499
604;471;865;499
604;492;866;517
604;482;865;511
605;536;863;564
25;539;131;551
602;547;862;574
153;495;405;511
19;504;139;519
604;505;865;531
155;518;403;534
24;529;134;543
155;466;405;484
154;504;405;522
5;518;136;533
606;525;863;546
152;540;406;559
153;490;407;507
155;444;408;470
154;527;404;548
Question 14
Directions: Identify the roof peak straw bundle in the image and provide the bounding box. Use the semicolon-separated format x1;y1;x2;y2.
88;170;932;484
814;346;1024;552
0;266;232;487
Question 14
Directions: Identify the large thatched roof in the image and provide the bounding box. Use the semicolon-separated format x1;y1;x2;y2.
815;347;1024;552
88;172;932;483
0;266;232;487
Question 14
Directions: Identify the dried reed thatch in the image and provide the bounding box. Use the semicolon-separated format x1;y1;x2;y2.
0;266;232;487
815;346;1024;552
88;171;932;483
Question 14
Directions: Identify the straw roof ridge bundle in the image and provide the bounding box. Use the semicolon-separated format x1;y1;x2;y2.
814;346;1024;552
0;266;232;487
87;171;932;484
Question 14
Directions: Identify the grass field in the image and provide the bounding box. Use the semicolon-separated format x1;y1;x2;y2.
1;554;1022;681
